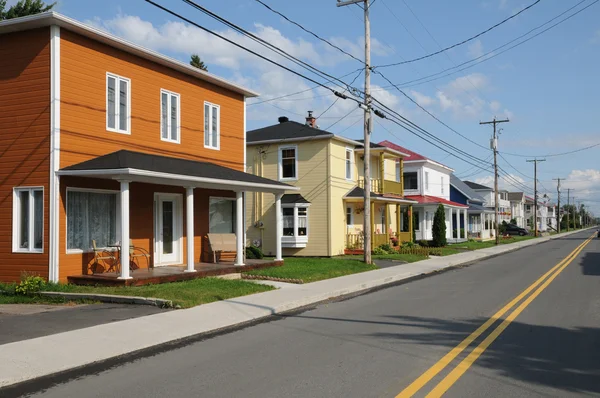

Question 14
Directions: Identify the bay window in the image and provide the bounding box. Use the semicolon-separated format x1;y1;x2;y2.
281;203;310;248
13;187;43;252
67;189;118;252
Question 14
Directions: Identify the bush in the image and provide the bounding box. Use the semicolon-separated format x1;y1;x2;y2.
15;273;46;295
379;243;393;253
499;221;508;234
432;204;447;247
418;239;429;247
402;241;415;248
245;246;264;260
372;246;388;255
391;237;399;247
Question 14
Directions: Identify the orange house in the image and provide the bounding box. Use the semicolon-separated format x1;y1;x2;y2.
0;12;295;283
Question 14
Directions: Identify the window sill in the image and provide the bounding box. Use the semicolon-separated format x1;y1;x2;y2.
106;127;131;135
282;236;308;248
12;249;43;254
204;144;220;151
279;177;298;182
161;138;181;144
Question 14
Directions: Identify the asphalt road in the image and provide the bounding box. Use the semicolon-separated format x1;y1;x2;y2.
18;230;600;397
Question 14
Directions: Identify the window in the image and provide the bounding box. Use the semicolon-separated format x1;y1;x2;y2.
281;204;310;248
414;211;420;231
345;148;353;180
346;206;353;227
204;102;220;149
279;145;298;180
403;172;418;190
441;176;445;195
209;198;236;233
106;73;130;134
161;89;180;143
395;162;401;183
13;188;43;252
67;190;118;251
425;172;429;191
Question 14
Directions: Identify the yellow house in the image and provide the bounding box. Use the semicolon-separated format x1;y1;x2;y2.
245;113;416;257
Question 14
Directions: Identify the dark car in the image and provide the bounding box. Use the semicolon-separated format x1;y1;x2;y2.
505;224;528;236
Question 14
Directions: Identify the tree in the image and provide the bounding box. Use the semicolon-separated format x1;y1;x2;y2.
432;204;447;247
1;0;55;20
189;54;208;71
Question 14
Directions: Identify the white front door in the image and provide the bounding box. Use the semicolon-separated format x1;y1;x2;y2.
154;194;182;266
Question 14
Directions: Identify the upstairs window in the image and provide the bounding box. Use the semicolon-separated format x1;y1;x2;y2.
395;162;401;182
441;176;445;195
279;145;298;180
106;73;130;134
425;171;429;191
161;90;180;143
403;172;418;190
345;148;353;180
13;188;43;253
204;102;220;149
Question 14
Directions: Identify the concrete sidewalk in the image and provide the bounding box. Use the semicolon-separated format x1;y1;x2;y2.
0;229;592;388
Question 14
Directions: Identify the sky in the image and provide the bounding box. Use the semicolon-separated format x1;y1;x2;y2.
14;0;600;213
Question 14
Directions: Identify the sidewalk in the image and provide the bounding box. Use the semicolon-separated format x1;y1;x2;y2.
0;229;591;388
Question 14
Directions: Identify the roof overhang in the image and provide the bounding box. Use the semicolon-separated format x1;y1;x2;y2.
0;12;258;98
404;159;454;172
354;146;409;158
247;134;333;146
57;168;297;193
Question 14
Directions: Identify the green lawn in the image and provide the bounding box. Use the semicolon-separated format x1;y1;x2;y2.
344;253;428;262
449;235;536;251
244;257;379;283
42;278;274;308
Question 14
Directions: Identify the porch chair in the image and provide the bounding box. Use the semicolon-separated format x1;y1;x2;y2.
91;239;116;273
129;239;153;271
206;233;237;263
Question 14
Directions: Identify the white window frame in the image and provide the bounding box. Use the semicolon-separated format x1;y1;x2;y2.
160;89;181;144
106;72;131;134
395;161;401;182
346;206;353;228
345;147;354;180
281;203;310;248
424;171;429;192
12;187;44;253
65;187;121;254
278;144;298;181
441;176;445;195
208;196;236;233
204;101;220;150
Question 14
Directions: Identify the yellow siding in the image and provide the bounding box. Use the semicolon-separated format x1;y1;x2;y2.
383;157;397;182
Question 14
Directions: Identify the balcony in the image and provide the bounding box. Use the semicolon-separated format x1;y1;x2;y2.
358;178;403;195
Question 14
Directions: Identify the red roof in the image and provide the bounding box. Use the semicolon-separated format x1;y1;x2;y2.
405;195;469;208
378;140;427;161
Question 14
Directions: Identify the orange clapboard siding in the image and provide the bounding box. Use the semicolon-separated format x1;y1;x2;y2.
0;28;51;282
59;30;245;171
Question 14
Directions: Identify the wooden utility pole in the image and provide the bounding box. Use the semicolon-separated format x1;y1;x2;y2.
526;159;546;236
553;178;564;233
565;188;573;231
480;118;509;245
337;0;372;263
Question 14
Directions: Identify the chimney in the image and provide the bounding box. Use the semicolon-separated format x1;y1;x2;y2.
278;116;289;124
305;110;316;128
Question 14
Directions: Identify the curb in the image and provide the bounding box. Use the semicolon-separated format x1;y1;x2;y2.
38;292;174;308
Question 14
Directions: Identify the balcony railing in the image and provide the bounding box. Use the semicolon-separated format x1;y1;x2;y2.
358;178;403;195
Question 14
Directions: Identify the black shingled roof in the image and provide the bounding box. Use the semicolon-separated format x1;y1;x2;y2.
281;194;310;204
464;181;492;191
61;150;291;188
247;120;332;143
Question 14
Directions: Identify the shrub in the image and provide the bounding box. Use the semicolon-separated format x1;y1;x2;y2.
418;239;429;247
390;237;399;247
432;204;447;247
499;221;508;234
372;246;387;255
379;243;393;253
402;241;415;248
245;246;264;259
15;273;46;295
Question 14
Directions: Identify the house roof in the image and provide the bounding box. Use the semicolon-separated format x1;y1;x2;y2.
0;12;258;97
353;139;409;157
405;195;469;208
508;192;524;201
247;120;332;143
59;150;294;192
468;203;495;213
281;194;310;204
464;181;493;191
378;140;453;171
450;174;485;202
344;187;416;204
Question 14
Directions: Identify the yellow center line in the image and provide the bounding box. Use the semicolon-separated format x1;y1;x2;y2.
425;234;594;397
396;234;593;398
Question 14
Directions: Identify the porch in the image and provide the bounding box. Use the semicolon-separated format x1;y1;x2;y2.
67;259;282;286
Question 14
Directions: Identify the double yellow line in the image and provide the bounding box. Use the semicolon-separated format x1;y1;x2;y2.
396;233;595;398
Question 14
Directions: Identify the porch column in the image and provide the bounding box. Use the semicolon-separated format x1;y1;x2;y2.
408;205;413;242
463;209;468;239
385;204;390;243
275;193;283;261
118;180;131;280
185;187;196;273
396;204;401;243
235;191;244;266
449;208;454;241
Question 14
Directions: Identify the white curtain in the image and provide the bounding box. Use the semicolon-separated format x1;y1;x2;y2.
209;198;235;233
282;208;294;236
67;191;117;250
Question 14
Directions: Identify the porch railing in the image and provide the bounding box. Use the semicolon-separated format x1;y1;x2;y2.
398;232;412;242
346;233;364;250
358;178;382;194
373;233;388;247
358;178;403;195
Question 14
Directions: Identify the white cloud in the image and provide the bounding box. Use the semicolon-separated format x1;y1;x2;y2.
475;174;529;192
490;100;501;112
410;90;435;107
467;40;484;58
498;0;509;9
590;30;600;44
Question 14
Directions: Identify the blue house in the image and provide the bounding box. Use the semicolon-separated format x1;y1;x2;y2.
450;175;494;240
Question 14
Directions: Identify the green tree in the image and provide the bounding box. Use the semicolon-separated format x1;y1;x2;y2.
1;0;55;20
189;54;208;71
432;204;447;247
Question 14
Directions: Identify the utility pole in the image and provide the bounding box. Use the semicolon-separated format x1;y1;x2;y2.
565;188;573;231
337;0;372;263
526;158;546;236
553;178;563;233
480;117;509;245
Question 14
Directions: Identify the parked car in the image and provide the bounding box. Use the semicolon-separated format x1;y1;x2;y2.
505;224;528;236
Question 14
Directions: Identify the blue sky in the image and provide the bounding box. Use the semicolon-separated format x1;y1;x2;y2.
17;0;600;212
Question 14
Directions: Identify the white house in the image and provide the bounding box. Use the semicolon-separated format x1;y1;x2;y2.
380;141;469;243
450;175;495;240
464;181;512;224
524;196;557;232
507;192;526;228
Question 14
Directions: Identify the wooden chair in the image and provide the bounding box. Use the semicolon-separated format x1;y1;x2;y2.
129;239;152;271
91;239;116;273
206;233;237;263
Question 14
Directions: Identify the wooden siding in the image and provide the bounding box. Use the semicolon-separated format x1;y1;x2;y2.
58;176;234;281
0;28;51;282
59;30;245;171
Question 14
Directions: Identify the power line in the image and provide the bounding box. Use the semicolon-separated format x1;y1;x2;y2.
374;0;542;69
500;141;600;158
318;69;363;119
